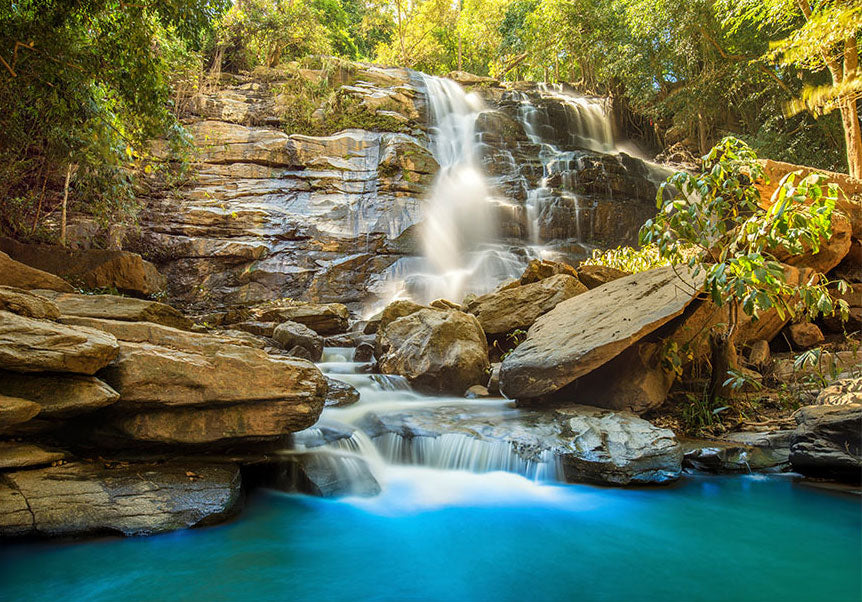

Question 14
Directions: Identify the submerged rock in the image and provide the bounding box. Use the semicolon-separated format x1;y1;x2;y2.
325;377;361;407
0;461;241;538
790;404;862;483
376;308;489;395
500;266;699;401
357;403;682;486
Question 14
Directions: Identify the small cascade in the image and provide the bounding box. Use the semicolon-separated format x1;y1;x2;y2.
374;432;562;482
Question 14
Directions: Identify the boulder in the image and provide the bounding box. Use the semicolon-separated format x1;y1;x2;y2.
259;452;381;498
0;287;59;319
0;442;68;470
0;395;41;429
324;377;360;407
109;396;324;445
377;299;425;332
0;237;166;296
547;341;675;414
576;264;630;289
465;273;587;336
465;384;490;398
357;403;682;486
429;298;462;311
682;431;792;473
233;321;278;337
790;404;861;482
0;251;74;293
773;213;852;275
0;372;119;418
0;311;119;375
0;461;241;537
518;259;579;285
784;322;825;349
773;350;860;382
821;283;862;333
34;291;192;330
487;362;501;395
257;302;349;335
58;316;257;350
354;341;374;362
272;320;323;361
747;340;771;368
101;341;326;409
376;308;489;395
500;266;699;400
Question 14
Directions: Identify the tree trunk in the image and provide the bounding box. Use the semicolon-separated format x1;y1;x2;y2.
60;163;71;248
708;329;738;401
697;111;709;155
840;99;862;178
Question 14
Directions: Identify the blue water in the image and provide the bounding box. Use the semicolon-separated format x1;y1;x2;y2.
1;469;860;602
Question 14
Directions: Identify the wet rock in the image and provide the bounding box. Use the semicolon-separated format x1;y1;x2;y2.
0;237;166;297
325;377;360;407
518;259;579;285
465;385;490;399
682;431;792;473
790;404;861;483
354;342;375;362
259;452;381;498
576;264;630;289
0;311;119;375
0;395;41;429
0;442;68;470
0;287;59;320
0;461;241;538
487;362;501;395
500;266;699;400
258;302;349;335
377;299;425;332
466;273;587;336
273;320;323;361
34;291;192;330
0;251;74;293
784;323;825;349
0;372;119;418
376;308;489;395
357;403;682;486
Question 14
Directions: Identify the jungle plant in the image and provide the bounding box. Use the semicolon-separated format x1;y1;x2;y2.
640;136;849;401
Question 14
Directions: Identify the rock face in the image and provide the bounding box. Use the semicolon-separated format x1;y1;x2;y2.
790;404;861;483
376;308;489;394
0;311;119;375
0;372;119;417
465;273;587;336
357;403;682;485
0;237;166;297
500;266;699;401
0;251;74;293
34;291;192;330
0;462;241;538
0;287;60;320
816;377;862;406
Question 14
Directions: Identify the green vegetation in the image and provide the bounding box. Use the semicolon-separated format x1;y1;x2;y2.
2;0;859;241
581;245;671;273
641;137;849;400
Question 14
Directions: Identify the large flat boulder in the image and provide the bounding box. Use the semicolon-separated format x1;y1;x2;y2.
357;403;682;485
34;291;192;330
101;341;326;409
0;461;241;538
500;266;699;400
376;308;489;394
0;311;119;375
0;287;59;319
58;316;257;350
790;404;861;483
0;442;68;470
0;251;73;292
0;237;166;296
109;397;324;445
0;395;41;429
465;273;587;335
272;320;323;361
0;372;119;417
257;302;349;335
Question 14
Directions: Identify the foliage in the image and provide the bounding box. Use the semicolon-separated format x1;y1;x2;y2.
640;137;848;330
0;0;226;239
581;244;671;273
